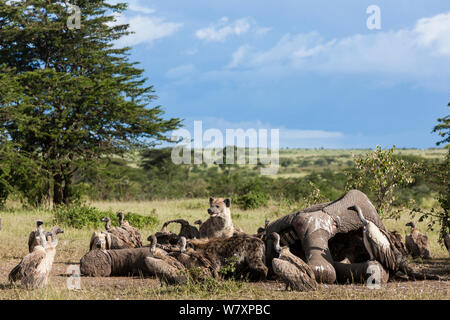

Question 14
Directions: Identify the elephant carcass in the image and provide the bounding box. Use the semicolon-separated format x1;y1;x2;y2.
80;247;153;277
265;190;398;284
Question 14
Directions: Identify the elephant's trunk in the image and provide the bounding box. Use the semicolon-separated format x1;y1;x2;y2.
302;229;336;283
334;260;389;284
294;212;337;283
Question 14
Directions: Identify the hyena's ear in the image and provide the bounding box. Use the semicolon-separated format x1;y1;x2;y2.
223;198;231;208
209;197;214;206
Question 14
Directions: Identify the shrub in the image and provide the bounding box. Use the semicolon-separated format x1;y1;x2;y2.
218;256;239;278
280;158;293;167
235;192;269;210
234;179;270;210
53;202;158;229
303;181;329;207
314;158;327;166
345;145;418;218
412;149;450;244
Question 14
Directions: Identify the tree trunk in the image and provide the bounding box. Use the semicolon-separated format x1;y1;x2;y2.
53;173;64;205
63;173;73;205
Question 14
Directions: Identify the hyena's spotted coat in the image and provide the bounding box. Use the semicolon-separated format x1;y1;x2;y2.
189;234;268;281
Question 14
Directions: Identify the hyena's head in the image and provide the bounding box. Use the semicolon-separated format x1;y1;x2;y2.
208;197;231;221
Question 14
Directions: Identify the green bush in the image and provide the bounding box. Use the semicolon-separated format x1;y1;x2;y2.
280;158;293;167
53;203;158;229
233;179;270;210
235;192;269;210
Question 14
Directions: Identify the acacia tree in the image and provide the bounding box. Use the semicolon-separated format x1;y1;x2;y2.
432;103;449;147
0;1;181;205
412;150;449;244
346;145;417;217
414;105;450;244
141;148;190;184
215;146;239;177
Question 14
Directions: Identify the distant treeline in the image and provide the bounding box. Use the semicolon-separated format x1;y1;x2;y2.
64;148;443;210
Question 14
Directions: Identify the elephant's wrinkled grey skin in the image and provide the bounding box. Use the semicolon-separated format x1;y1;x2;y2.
80;247;153;277
265;190;398;284
334;261;389;284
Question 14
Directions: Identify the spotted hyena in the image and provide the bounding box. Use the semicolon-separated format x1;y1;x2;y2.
189;234;268;281
199;197;239;239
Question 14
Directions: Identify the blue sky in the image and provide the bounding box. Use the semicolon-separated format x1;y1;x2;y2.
111;0;449;148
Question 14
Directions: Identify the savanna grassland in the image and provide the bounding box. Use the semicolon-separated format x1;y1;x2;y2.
0;198;449;300
0;148;448;300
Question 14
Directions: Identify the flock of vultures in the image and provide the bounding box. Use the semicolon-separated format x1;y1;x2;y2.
4;191;450;292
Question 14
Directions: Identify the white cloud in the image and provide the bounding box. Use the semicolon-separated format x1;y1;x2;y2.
225;12;450;88
106;0;154;14
195;17;269;42
166;64;197;78
168;117;437;149
172;117;343;148
108;3;182;47
228;45;252;68
414;12;450;56
254;27;272;36
113;14;182;47
127;1;156;14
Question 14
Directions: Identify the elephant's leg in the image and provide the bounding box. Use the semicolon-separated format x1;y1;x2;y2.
334;261;389;285
293;211;337;284
302;229;336;283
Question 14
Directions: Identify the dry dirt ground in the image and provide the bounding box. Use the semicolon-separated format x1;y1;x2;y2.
0;255;448;300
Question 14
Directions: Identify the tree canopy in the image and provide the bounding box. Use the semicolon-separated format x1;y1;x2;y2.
0;0;181;205
433;102;449;147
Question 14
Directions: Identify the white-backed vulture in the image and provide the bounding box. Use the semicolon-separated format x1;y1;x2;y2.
88;218;123;250
102;216;111;231
349;205;399;271
270;232;318;291
27;220;45;253
168;237;214;280
100;217;135;249
445;234;450;255
154;219;201;245
9;230;60;290
155;223;181;245
255;218;270;239
389;230;408;256
258;218;270;233
162;219;200;239
28;224;64;253
405;222;431;259
89;231;112;251
144;235;187;285
117;212;143;247
46;227;64;242
146;235;185;269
